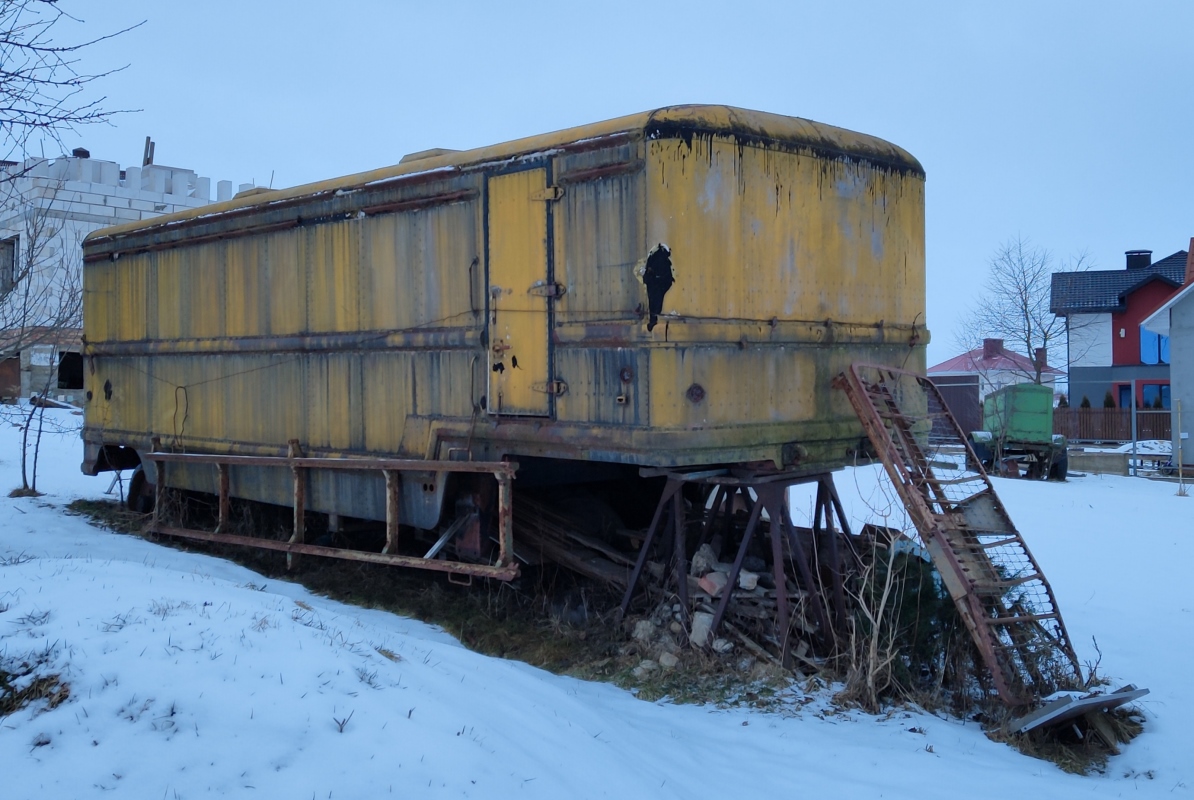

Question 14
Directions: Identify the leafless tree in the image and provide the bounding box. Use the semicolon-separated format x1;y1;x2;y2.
1;178;83;494
1;1;140;169
955;236;1093;386
0;1;136;494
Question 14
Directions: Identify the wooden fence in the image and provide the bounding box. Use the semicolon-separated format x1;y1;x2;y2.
1053;408;1171;442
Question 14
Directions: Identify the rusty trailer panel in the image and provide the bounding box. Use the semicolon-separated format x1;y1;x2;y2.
81;105;928;552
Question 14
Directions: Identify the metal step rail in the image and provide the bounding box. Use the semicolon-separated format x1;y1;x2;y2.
145;440;519;580
834;364;1082;705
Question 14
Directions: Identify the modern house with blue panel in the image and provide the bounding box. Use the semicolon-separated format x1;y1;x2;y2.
1050;248;1189;408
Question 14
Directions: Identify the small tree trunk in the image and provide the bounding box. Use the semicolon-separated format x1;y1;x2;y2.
18;402;36;490
31;402;47;492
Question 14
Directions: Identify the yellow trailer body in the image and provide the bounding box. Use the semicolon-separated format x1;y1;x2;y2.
81;105;927;527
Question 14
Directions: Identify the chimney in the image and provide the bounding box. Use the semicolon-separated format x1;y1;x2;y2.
1034;347;1047;372
982;338;1003;359
1125;249;1152;270
71;147;90;159
1185;239;1194;287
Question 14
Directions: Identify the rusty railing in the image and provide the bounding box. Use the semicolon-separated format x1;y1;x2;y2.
146;445;519;580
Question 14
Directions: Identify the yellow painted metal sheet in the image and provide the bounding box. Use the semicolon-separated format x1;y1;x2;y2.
487;169;550;416
358;200;479;332
551;167;644;328
306;222;361;333
645;136;924;327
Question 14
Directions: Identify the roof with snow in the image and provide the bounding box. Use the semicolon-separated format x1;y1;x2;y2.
927;344;1063;377
1050;250;1188;314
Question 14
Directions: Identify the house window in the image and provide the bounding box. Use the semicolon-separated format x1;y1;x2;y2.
0;235;16;295
1140;328;1170;365
1142;383;1171;410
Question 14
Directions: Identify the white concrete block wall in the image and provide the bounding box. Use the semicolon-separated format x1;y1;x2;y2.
1;153;240;399
144;166;167;194
98;161;120;186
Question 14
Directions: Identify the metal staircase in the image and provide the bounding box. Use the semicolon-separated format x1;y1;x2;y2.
834;364;1083;705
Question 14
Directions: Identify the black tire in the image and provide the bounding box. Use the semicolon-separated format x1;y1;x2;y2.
1048;453;1068;481
127;465;155;513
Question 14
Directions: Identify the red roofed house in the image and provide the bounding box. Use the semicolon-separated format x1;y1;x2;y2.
929;338;1063;398
928;339;1063;432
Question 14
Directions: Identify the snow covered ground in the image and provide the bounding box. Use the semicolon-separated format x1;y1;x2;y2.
1;410;1188;798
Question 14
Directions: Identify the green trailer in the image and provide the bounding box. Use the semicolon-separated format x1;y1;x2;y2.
968;383;1067;480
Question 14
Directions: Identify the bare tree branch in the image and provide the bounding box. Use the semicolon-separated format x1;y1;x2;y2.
955;236;1094;389
0;1;142;166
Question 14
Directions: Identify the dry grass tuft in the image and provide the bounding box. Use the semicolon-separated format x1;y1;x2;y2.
1;663;70;717
8;487;43;498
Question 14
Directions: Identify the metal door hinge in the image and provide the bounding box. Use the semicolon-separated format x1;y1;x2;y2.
531;185;563;201
528;281;567;298
532;380;568;396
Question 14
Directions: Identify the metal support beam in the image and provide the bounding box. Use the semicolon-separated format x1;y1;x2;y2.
382;469;401;554
216;463;230;534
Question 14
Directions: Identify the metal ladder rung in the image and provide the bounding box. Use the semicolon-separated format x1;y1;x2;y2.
914;474;983;487
985;611;1060;626
972;574;1042;592
971;536;1023;550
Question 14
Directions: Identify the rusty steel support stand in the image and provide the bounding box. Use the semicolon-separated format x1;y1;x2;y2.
697;485;727;548
496;471;514;568
781;509;832;642
382;469;401;554
766;496;792;667
709;500;764;641
757;484;833;654
671;488;690;620
618;478;683;620
814;477;848;632
287;440;305;570
151;436;165;538
215;463;230;534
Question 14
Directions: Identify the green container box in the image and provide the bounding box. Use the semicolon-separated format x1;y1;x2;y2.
983;383;1054;444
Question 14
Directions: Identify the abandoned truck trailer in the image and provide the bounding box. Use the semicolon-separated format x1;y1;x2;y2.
80;105;927;580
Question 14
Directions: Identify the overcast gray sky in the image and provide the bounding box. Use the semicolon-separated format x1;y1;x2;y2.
52;0;1194;364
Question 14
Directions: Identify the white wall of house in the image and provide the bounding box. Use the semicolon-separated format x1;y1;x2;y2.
1068;313;1113;368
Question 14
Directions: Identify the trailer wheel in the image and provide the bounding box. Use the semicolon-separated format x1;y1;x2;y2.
127;465;155;513
1048;453;1068;481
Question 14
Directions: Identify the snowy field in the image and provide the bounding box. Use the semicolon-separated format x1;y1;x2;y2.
1;409;1188;799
